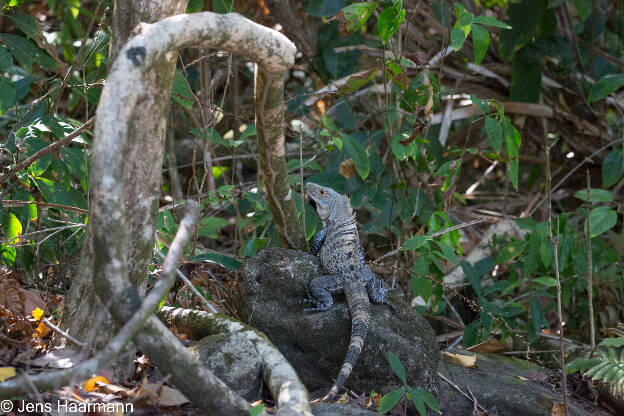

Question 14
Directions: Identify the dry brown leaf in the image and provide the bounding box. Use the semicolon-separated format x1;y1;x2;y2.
551;402;565;416
339;159;357;179
466;338;509;354
367;392;383;408
0;367;16;382
0;279;45;317
137;383;189;407
443;351;478;368
335;392;349;404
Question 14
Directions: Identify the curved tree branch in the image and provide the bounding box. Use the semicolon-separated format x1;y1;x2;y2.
158;306;313;416
89;12;305;415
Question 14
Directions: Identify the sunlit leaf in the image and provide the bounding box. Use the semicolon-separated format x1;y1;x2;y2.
0;33;57;72
378;4;406;44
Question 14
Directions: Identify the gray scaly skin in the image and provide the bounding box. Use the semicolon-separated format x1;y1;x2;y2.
304;182;393;399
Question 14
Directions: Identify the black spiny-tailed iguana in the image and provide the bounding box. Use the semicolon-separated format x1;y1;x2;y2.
304;182;393;399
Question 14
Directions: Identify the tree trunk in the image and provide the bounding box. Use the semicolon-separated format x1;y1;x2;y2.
53;0;188;379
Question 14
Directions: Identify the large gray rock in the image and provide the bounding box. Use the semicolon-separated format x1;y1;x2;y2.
237;248;439;396
438;352;592;415
188;331;263;401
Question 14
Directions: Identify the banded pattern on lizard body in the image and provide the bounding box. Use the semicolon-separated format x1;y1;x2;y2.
304;182;393;399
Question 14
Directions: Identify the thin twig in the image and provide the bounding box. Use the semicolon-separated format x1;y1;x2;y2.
437;371;488;413
586;169;595;351
374;218;486;263
154;249;218;314
41;318;92;351
546;143;568;415
1;200;88;214
299;129;305;236
0;117;95;184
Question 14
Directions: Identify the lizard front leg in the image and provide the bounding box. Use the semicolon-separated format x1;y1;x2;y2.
302;275;343;312
361;267;395;311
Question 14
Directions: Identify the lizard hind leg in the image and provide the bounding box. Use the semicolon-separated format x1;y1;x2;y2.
303;275;342;312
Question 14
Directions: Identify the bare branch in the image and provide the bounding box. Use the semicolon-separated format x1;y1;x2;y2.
0;117;95;184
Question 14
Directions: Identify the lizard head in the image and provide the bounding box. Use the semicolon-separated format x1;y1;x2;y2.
305;182;351;225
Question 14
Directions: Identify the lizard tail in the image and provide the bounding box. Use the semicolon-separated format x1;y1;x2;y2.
328;286;370;399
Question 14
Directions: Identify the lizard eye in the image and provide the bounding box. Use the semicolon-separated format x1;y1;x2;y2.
320;190;326;195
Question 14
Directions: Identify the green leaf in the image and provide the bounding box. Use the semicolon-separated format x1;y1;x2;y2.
378;5;406;44
471;24;490;65
570;0;591;20
463;319;480;347
602;149;624;188
461;260;482;297
24;135;52;177
572;188;613;202
538;241;552;268
340;133;370;180
407;386;441;415
186;0;204;13
530;296;544;332
0;33;57;72
600;337;624;348
588;206;617;238
484;117;503;151
3;212;22;244
510;58;541;103
391;132;417;160
341;2;377;31
249;403;264;416
8;13;40;38
588;73;624;103
437;241;457;265
498;0;544;61
191;252;242;270
242;238;268;257
0;45;12;71
388;352;407;383
473;15;512;29
507;159;519;190
33;177;76;207
212;0;235;13
0;76;15;109
450;27;467;50
171;70;194;108
502;117;521;159
533;276;557;287
470;94;489;114
197;216;228;239
378;388;404;413
495;240;527;264
402;235;431;251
